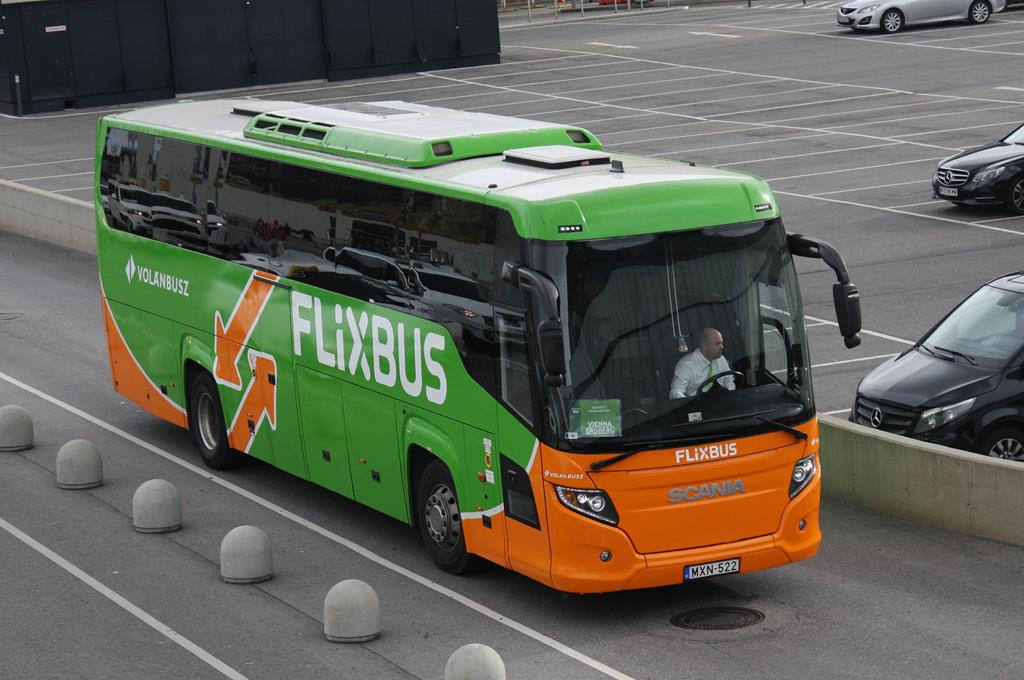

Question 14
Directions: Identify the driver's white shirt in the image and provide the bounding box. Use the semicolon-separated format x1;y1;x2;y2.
669;351;735;399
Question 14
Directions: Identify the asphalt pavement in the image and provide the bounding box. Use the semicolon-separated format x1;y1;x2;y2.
3;4;1024;678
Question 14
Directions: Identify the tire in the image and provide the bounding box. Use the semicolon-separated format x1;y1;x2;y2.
1005;174;1024;215
417;460;477;574
968;0;991;24
880;9;903;33
188;371;237;469
978;426;1024;462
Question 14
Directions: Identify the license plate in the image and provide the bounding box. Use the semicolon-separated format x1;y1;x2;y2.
938;186;958;197
684;558;740;581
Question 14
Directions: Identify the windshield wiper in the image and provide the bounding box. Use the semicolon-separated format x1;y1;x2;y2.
933;345;977;365
754;415;807;442
589;435;732;472
916;343;942;359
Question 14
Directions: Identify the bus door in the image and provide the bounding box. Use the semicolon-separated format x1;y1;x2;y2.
495;310;551;582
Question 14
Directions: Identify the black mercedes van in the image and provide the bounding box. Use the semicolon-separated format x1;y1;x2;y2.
853;273;1024;461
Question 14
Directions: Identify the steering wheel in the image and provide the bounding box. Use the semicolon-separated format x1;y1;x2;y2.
622;407;649;420
694;370;745;395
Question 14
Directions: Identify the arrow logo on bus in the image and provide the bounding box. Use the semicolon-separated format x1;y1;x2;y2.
214;271;278;389
226;350;278;453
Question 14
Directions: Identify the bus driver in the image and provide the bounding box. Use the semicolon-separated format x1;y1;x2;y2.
669;327;736;399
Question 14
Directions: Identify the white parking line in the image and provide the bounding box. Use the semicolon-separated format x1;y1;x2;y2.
717;142;897;167
0;516;251;680
886;200;942;209
824;104;1023;130
804;316;914;345
14;171;92;182
623;131;830;154
765;156;945;182
892;120;1023;138
0;370;637;680
0;157;92;171
775;190;1024;237
822;408;851;415
52;186;93;193
812;179;931;196
812;353;899;369
912;29;1024;43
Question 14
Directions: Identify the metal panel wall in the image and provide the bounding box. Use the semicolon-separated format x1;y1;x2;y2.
116;0;173;94
20;3;73;104
67;0;122;96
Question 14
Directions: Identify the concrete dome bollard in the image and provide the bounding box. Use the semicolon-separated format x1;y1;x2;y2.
56;439;103;489
132;479;182;533
0;404;34;452
220;525;273;584
445;643;506;680
323;579;380;643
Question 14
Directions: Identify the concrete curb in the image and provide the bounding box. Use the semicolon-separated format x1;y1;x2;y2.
0;178;95;254
819;414;1024;548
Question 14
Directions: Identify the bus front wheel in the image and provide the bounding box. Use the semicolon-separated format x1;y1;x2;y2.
188;372;237;470
417;460;476;574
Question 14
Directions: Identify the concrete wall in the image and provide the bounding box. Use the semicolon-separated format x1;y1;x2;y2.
820;414;1024;548
0;179;95;254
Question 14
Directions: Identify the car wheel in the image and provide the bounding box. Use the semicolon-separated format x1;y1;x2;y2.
188;371;238;469
417;460;479;574
968;0;990;23
978;427;1024;462
1005;174;1024;215
880;9;903;33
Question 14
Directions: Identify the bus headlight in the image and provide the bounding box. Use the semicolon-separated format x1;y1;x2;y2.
555;485;619;525
789;454;817;498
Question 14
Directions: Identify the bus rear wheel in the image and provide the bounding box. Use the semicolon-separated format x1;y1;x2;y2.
188;372;237;470
417;460;476;574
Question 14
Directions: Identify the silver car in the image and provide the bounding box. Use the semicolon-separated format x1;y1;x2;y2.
837;0;1005;33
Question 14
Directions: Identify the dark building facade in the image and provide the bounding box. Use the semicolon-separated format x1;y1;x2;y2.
0;0;500;114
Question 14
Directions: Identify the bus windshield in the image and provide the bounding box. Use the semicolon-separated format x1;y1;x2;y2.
530;219;813;451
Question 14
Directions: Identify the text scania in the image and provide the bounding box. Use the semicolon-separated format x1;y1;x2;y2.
668;479;746;503
291;291;447;405
675;442;737;464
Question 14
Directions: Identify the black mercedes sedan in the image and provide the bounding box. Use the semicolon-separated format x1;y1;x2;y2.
853;273;1024;461
932;123;1024;214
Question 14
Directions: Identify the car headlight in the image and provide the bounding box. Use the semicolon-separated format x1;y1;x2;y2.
913;397;976;433
972;167;1005;184
789;454;817;498
858;4;880;12
554;485;619;525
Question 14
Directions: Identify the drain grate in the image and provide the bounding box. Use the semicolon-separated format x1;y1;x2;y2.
670;607;765;631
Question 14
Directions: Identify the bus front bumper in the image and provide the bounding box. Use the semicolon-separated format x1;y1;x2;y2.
545;476;821;593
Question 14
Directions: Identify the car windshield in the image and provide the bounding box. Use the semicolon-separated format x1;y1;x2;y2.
1004;125;1024;145
529;219;813;452
923;285;1024;367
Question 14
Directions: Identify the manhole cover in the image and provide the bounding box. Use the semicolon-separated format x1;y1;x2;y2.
670;607;765;631
0;313;21;321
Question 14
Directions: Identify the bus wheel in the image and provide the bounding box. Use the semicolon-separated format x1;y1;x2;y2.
418;460;474;574
188;372;237;469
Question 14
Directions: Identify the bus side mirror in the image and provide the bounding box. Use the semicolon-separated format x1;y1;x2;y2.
834;282;861;349
537;319;566;387
502;261;566;384
788;233;862;348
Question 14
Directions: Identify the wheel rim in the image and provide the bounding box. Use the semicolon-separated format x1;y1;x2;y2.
884;12;901;31
1012;180;1024;211
196;392;219;451
424;483;461;552
988;437;1024;461
972;3;989;21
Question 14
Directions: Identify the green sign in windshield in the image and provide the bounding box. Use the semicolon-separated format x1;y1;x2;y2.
569;399;622;439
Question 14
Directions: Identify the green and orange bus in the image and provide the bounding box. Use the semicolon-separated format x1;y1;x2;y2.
95;99;861;592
